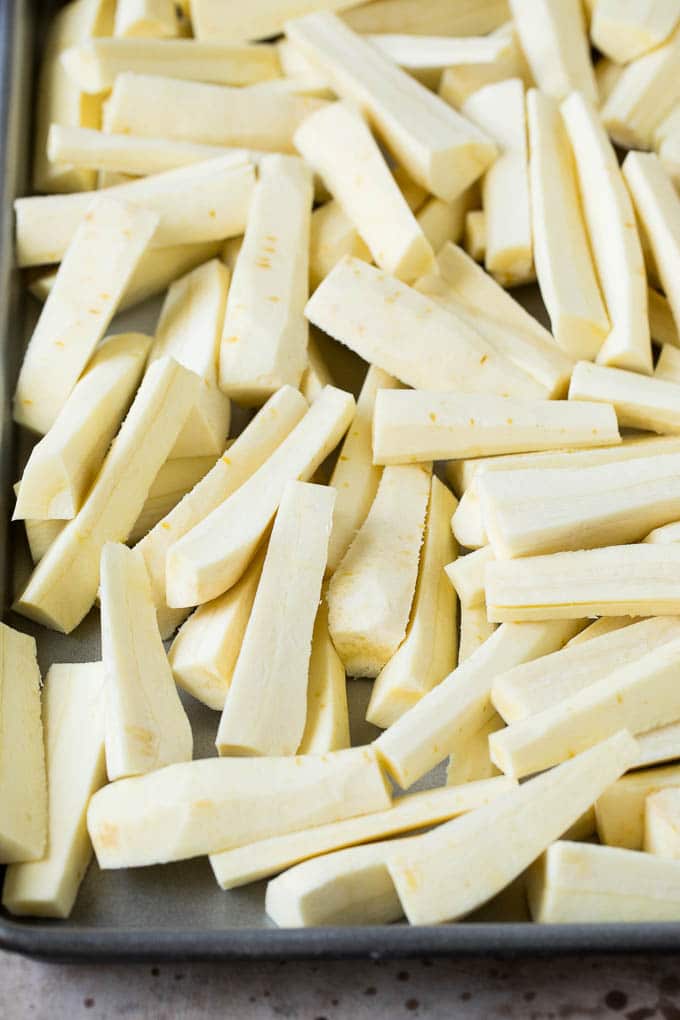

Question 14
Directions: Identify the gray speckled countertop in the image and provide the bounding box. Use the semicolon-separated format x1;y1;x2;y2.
1;950;679;1019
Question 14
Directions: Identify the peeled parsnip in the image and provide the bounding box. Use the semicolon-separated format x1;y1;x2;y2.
596;763;680;850
297;596;350;756
445;546;495;610
569;360;680;434
309;201;371;292
655;345;680;385
458;604;497;663
509;0;596;103
592;0;680;64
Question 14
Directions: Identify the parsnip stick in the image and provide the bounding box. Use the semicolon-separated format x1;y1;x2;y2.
373;390;619;466
463;210;486;262
114;0;179;37
15;358;200;635
439;24;533;108
286;12;498;201
306;258;547;399
445;546;495;610
191;0;367;42
343;0;511;37
637;723;680;770
166;386;354;607
1;663;106;919
300;334;335;404
446;713;503;786
566;617;638;647
374;619;580;789
646;789;680;858
595;57;624;106
509;0;596;103
569;360;680;434
388;731;637;924
415;189;476;255
366;477;458;728
278;38;331;90
527;90;608;360
370;32;511;87
87;746;392;868
14;333;150;521
309;201;371;292
596;763;680;849
14;200;157;435
219;155;313;405
451;488;487;549
459;604;497;662
655;345;680;385
128;456;218;545
486;543;680;622
592;0;680;64
297;596;350;755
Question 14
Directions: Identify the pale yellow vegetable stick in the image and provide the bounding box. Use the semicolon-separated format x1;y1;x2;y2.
416;189;476;255
636;722;680;770
286;12;498;202
327;463;431;678
596;763;680;849
15;358;200;635
128;455;219;546
366;477;458;728
14;199;157;435
374;619;581;790
445;546;495;610
446;712;503;787
343;0;511;37
191;0;367;41
565;617;637;647
463;210;485;263
166;386;354;607
655;345;680;385
0;625;46;864
645;789;680;857
439;24;533;109
87;746;392;868
1;663;106;919
297;597;350;756
595;57;624;106
509;0;596;103
451;488;487;549
459;604;497;663
309;201;371;292
368;33;512;78
114;0;178;37
592;0;680;64
569;360;680;434
300;334;334;405
219;155;313;405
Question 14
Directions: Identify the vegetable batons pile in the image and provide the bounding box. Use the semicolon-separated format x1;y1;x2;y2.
7;0;680;931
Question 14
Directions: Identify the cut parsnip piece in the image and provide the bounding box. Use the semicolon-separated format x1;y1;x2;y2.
327;463;431;678
646;789;680;857
462;79;532;286
592;1;680;64
597;764;680;849
439;24;532;108
211;777;512;889
128;455;218;545
219;155;313;405
15;358;200;635
0;625;46;864
306;258;547;399
105;72;326;151
509;0;596;103
295;102;434;284
309;201;371;292
192;0;367;41
136;386;307;638
569;360;680;434
1;663;105;919
151;259;230;457
388;731;637;924
21;515;65;566
416;243;573;399
216;482;334;757
286;12;497;201
278;38;331;89
366;477;458;728
114;0;178;37
368;33;512;78
101;542;192;781
297;597;350;755
527;90;608;361
14;333;150;521
344;0;511;37
87;746;391;868
373;390;619;465
62;39;280;92
445;546;495;610
113;242;226;313
655;345;680;385
486;543;680;623
169;547;265;711
492;616;680;725
416;190;475;254
451;488;487;549
300;334;334;404
459;604;497;663
636;722;680;769
326;365;399;575
463;210;485;262
528;841;680;923
446;713;503;786
14;200;157;435
16;157;255;269
166;386;354;607
566;617;637;647
374;619;580;790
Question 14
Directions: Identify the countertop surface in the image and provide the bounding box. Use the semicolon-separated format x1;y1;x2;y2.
0;949;678;1019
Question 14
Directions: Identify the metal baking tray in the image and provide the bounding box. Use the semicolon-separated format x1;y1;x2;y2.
2;0;680;961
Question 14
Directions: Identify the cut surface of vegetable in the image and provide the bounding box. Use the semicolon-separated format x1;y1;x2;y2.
597;764;680;850
636;722;680;770
297;596;350;756
509;0;596;103
591;0;680;64
438;23;532;108
569;360;680;434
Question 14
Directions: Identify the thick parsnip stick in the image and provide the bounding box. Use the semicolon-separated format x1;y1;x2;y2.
569;360;680;434
463;209;486;262
596;764;680;849
439;24;532;108
297;596;350;755
636;722;680;770
509;0;596;103
192;0;368;42
451;488;487;549
343;0;511;37
416;190;476;255
592;0;680;64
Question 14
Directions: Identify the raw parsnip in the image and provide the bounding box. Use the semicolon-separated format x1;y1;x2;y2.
458;604;497;663
309;201;371;292
509;0;596;103
191;0;369;42
114;0;179;37
128;456;219;545
655;345;680;385
445;546;495;610
297;596;350;755
439;24;532;108
569;360;680;434
591;1;680;64
463;210;486;262
596;764;680;850
645;789;680;858
343;0;511;37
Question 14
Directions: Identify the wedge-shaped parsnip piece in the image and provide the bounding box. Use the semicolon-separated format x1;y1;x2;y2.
150;259;230;457
286;12;497;201
128;455;218;545
373;391;619;466
459;604;497;663
527;91;608;360
646;788;680;857
570;360;680;434
2;663;106;919
388;731;638;924
306;258;547;399
101;543;192;781
366;477;458;728
216;482;334;756
326;366;398;574
15;358;200;634
327;463;431;678
486;543;680;622
462;79;532;286
295;102;434;284
416;243;572;399
297;596;350;755
478;453;680;560
14;333;150;521
309;201;371;292
0;625;46;864
489;636;680;778
167;386;354;607
636;722;680;769
16;158;255;270
374;619;580;789
192;0;366;41
446;546;495;610
509;0;596;103
14;200;157;435
492;616;680;724
446;713;503;786
63;39;280;92
105;72;325;152
114;0;178;37
219;155;313;405
211;777;512;890
597;764;680;849
655;345;680;385
343;0;511;37
439;23;532;109
88;746;391;868
592;1;680;64
136;386;307;637
528;840;680;923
